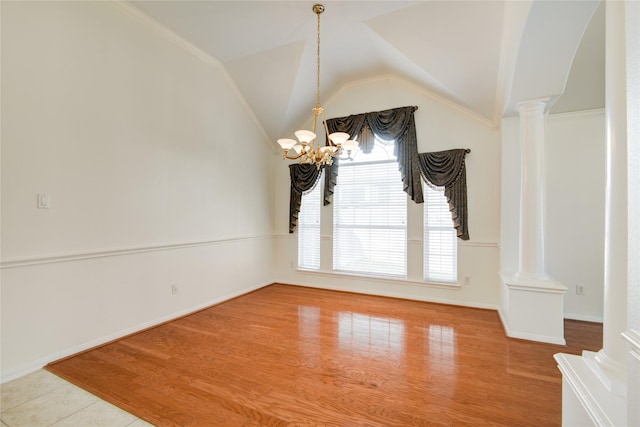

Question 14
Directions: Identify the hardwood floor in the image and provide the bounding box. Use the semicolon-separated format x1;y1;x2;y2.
47;284;602;426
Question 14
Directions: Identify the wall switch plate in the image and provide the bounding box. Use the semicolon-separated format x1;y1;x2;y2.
37;193;50;209
576;284;585;295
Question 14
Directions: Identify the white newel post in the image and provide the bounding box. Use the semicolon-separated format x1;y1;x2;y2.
499;98;567;345
554;1;631;425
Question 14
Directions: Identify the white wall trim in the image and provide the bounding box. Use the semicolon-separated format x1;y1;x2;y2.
0;281;273;384
459;241;499;248
547;108;606;120
278;280;498;311
275;233;498;249
565;313;604;323
292;268;461;290
0;235;272;269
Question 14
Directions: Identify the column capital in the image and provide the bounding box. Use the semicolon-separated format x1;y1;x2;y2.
517;97;552;115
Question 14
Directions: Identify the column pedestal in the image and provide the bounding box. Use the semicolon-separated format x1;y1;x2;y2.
500;274;566;344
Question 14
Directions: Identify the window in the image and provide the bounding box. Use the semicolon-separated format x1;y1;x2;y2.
424;184;457;282
333;139;406;277
297;174;322;270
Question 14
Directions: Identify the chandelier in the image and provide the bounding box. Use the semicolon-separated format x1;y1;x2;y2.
276;4;358;169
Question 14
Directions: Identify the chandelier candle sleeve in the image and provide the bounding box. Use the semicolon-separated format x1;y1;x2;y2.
276;4;358;169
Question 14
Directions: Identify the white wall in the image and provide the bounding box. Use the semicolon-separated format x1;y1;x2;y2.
546;110;605;322
0;1;275;381
274;76;501;309
500;110;605;322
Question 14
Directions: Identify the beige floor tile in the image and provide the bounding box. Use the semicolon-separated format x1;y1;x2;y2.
1;382;97;427
1;370;68;411
126;418;156;427
50;400;138;427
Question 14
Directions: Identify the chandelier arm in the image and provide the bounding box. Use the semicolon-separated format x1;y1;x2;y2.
283;151;304;160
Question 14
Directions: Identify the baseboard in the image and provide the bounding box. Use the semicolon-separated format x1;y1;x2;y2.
564;313;604;323
278;280;498;311
0;281;272;384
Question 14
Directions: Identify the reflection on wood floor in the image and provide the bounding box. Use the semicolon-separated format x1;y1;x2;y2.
47;283;602;426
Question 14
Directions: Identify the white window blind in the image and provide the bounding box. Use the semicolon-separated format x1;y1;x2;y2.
424;184;458;283
333;140;406;277
297;174;322;270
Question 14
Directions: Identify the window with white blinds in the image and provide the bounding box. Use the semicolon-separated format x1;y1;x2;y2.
333;140;406;277
297;174;322;270
424;184;458;283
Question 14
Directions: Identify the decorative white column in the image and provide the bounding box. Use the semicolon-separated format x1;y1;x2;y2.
499;98;567;345
622;1;640;424
516;99;550;282
590;0;628;395
554;2;630;425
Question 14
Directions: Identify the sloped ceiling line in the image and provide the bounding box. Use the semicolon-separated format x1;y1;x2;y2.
116;1;276;152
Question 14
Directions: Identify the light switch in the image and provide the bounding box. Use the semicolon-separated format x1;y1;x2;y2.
37;193;51;209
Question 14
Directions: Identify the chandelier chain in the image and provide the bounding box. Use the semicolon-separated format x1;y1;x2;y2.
276;4;357;169
316;7;321;110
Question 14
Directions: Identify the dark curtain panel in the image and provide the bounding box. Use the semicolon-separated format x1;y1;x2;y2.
323;113;367;206
323;106;419;205
318;106;470;240
289;163;322;233
418;149;470;240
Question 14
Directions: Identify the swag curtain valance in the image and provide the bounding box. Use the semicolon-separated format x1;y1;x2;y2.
323;106;421;208
287;105;470;240
418;149;470;240
288;163;322;233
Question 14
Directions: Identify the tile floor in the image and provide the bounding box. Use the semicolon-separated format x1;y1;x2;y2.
0;370;154;426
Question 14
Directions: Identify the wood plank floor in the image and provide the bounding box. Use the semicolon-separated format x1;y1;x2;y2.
47;284;602;426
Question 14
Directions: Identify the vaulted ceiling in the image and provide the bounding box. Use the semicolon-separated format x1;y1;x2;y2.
128;0;604;142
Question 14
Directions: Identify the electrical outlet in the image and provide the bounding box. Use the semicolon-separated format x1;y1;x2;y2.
576;284;585;295
37;193;51;209
171;285;178;295
464;276;471;285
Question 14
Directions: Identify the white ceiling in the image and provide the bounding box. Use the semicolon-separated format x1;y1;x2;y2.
128;0;604;140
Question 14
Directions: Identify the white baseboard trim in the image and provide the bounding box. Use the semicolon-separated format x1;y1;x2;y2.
0;281;272;384
277;281;498;311
564;313;604;323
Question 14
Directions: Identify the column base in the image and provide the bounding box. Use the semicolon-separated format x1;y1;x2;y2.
499;272;567;344
554;351;627;426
